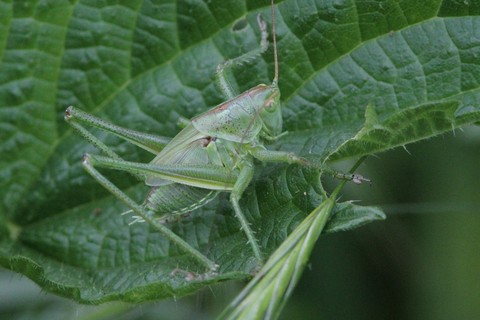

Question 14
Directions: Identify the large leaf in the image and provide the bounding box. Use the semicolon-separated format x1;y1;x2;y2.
1;0;479;303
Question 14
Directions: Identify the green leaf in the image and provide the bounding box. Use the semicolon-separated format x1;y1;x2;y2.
1;0;479;304
324;201;386;234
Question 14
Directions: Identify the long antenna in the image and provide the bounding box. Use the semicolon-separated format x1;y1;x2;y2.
271;0;279;85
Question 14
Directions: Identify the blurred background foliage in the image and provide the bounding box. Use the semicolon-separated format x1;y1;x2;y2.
2;125;479;319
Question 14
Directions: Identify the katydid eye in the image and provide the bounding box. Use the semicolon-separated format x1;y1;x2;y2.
265;98;276;110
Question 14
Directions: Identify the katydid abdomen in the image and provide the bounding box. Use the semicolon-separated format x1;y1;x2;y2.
145;184;218;218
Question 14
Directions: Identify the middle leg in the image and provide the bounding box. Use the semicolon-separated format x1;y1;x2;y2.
249;147;370;184
229;160;263;262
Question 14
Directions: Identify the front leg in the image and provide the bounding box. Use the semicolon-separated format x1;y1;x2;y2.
216;14;269;100
260;130;289;141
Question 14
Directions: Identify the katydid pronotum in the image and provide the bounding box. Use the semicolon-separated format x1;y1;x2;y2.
65;0;369;272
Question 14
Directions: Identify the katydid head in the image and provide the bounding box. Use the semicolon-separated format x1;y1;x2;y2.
254;84;282;137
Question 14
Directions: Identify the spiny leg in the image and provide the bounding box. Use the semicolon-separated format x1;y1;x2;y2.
85;154;237;189
229;161;263;262
82;153;218;271
216;14;269;99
